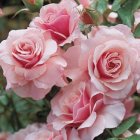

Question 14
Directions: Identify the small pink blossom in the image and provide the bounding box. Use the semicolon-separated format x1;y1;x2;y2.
107;12;118;23
0;28;67;100
30;0;80;46
48;81;125;140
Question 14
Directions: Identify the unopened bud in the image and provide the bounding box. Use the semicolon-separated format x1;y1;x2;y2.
22;0;44;12
80;10;93;24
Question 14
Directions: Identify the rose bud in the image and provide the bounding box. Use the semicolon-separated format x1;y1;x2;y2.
22;0;44;12
80;10;93;24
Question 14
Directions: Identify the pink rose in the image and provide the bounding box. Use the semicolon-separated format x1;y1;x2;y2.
64;24;138;99
8;123;80;140
0;28;67;100
48;81;125;140
30;0;80;45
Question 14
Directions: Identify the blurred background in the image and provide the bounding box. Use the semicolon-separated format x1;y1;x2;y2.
0;0;60;42
0;0;114;42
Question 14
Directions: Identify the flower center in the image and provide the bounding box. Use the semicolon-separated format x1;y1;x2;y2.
97;51;123;79
12;39;42;69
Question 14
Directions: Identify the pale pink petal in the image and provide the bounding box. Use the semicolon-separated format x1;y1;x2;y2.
37;39;57;65
13;82;49;100
79;116;105;140
15;64;47;80
101;102;125;128
78;112;96;129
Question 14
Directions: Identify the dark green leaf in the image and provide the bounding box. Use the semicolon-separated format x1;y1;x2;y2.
106;138;118;140
117;0;140;27
112;0;121;11
127;135;140;140
134;23;140;38
112;116;136;137
0;92;50;132
0;95;8;106
112;0;126;11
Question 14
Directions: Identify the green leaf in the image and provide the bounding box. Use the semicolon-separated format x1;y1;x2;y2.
134;23;140;38
79;22;85;32
90;1;97;9
106;138;118;140
112;116;136;137
112;0;121;11
112;0;126;11
127;135;140;140
117;0;140;27
22;0;44;12
0;91;50;132
0;95;8;106
96;0;108;14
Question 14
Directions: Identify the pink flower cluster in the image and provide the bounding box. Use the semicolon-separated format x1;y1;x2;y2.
1;0;140;139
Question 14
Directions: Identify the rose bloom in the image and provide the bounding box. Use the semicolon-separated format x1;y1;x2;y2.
64;24;138;99
30;0;80;45
0;28;67;100
48;81;125;140
7;124;80;140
